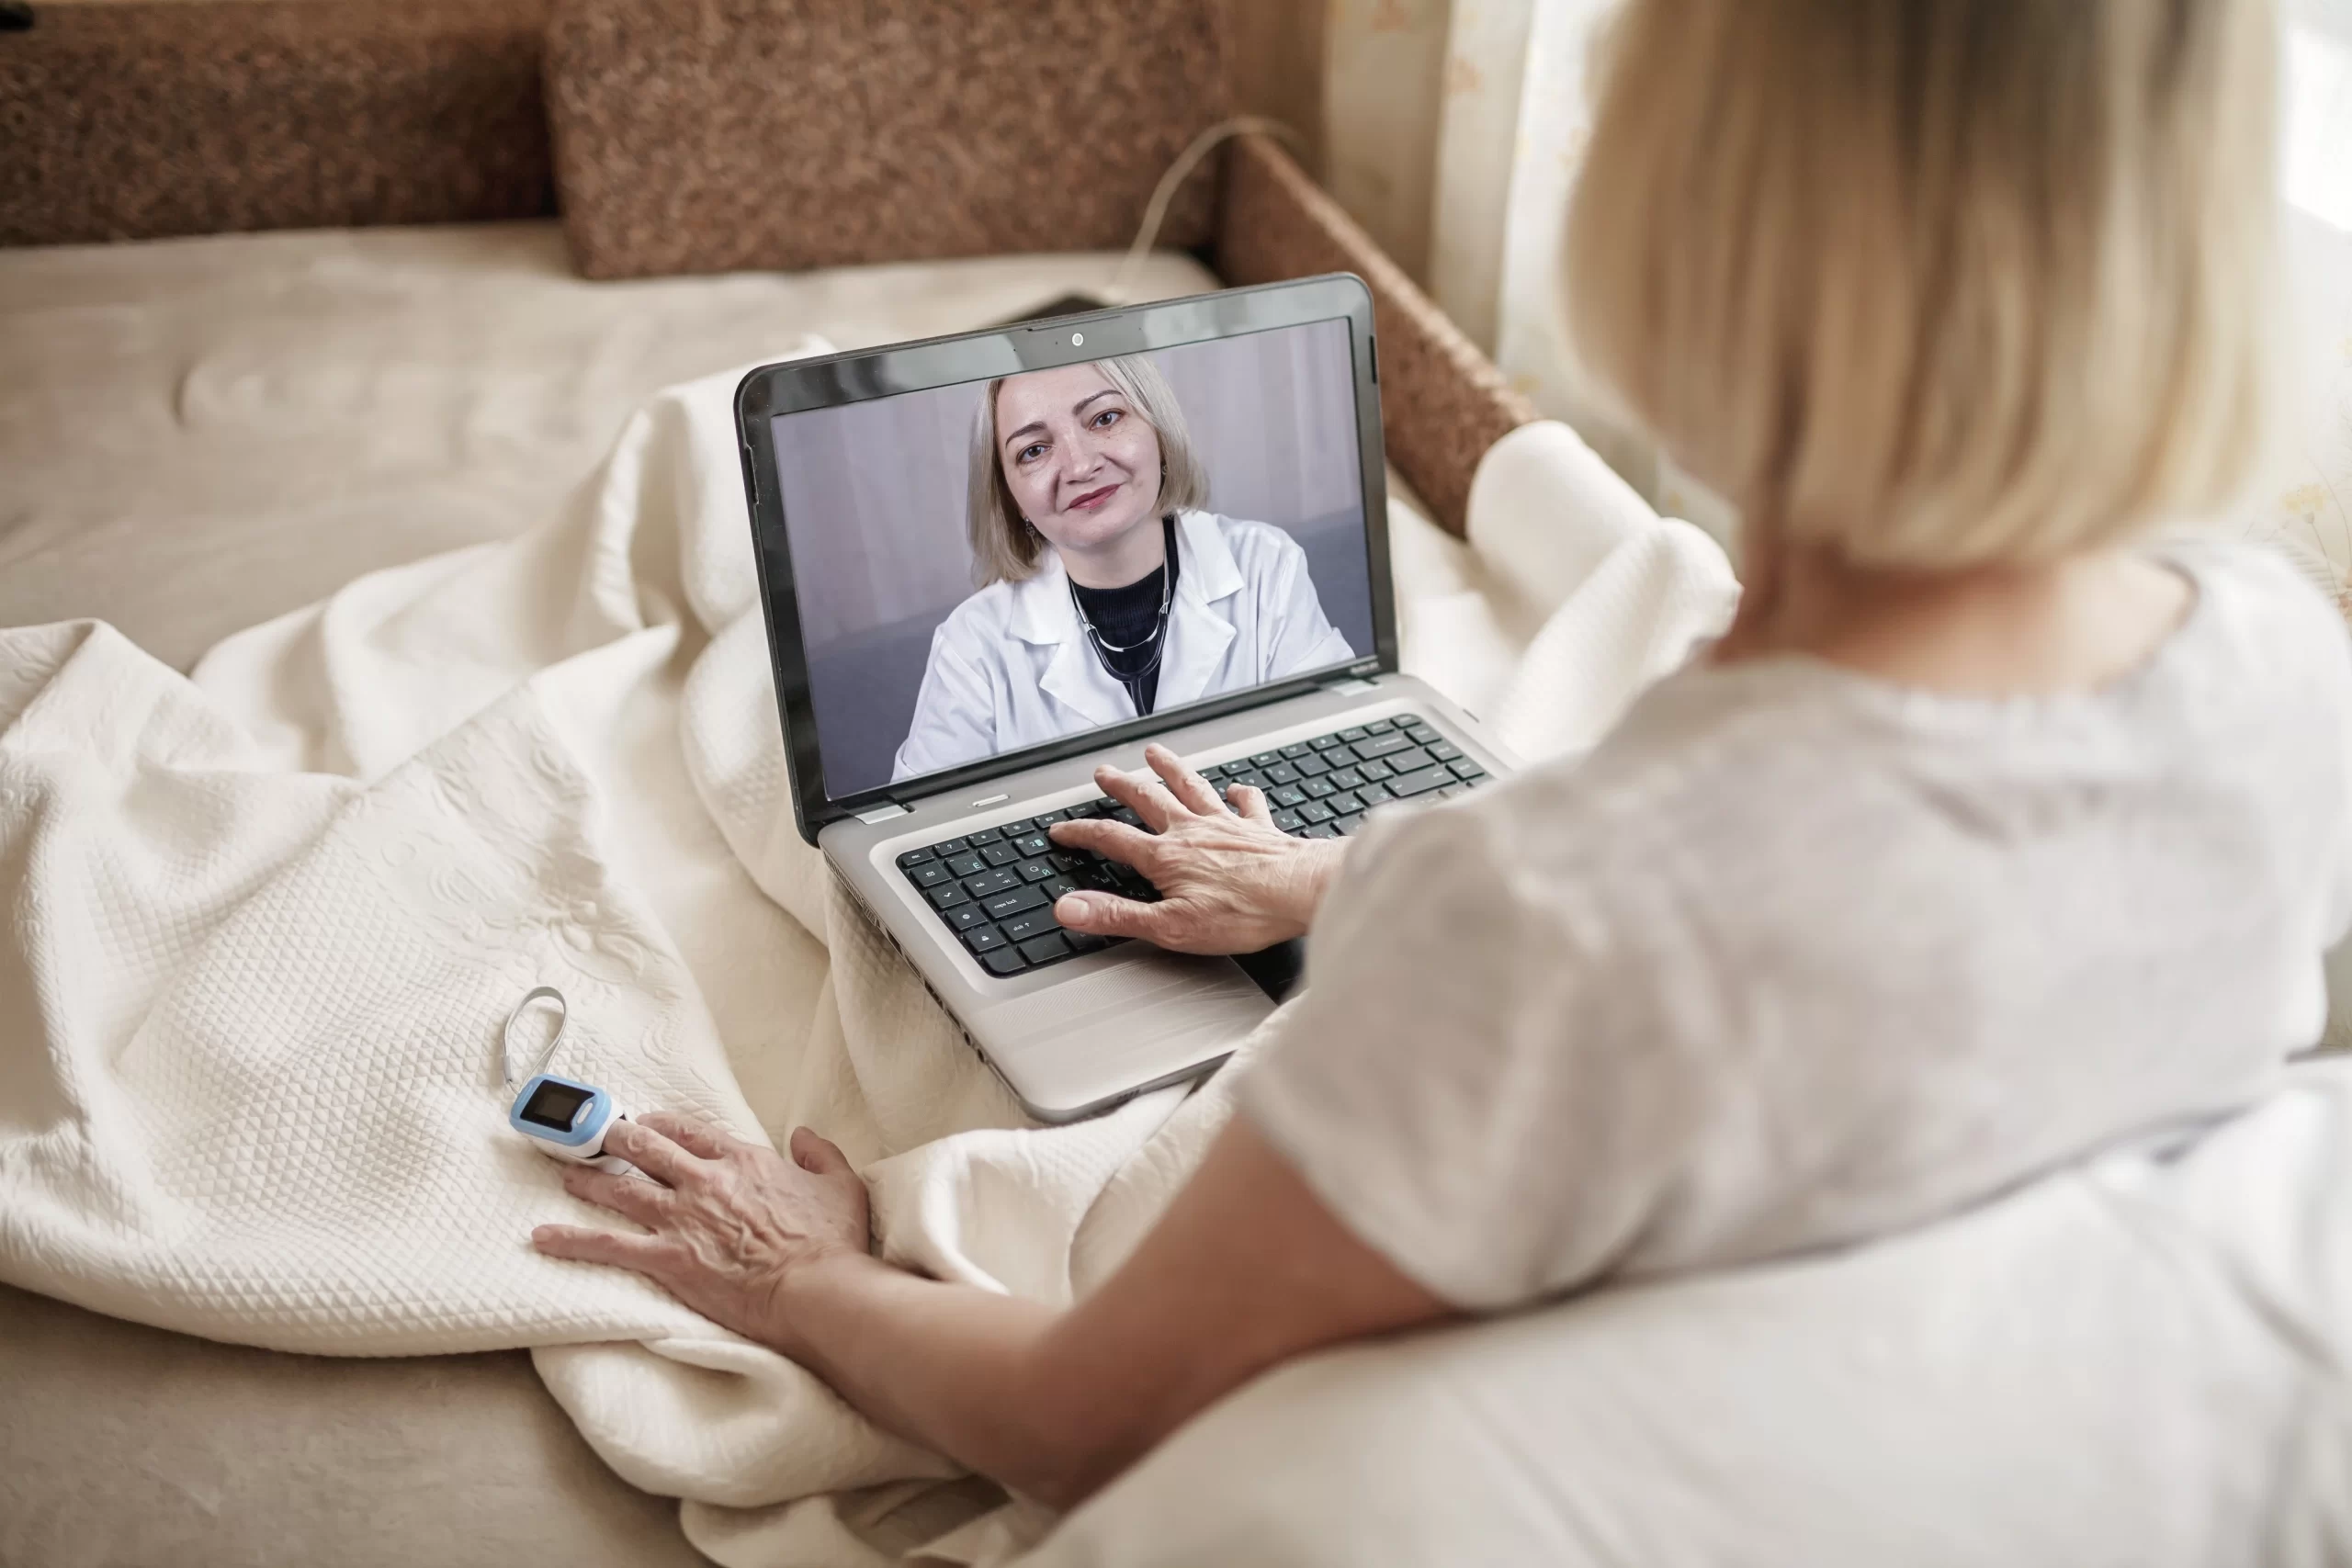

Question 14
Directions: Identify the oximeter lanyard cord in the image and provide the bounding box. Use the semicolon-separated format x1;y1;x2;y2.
503;986;571;1090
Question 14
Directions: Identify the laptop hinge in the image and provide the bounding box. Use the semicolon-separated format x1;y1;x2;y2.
1319;663;1382;694
854;802;911;825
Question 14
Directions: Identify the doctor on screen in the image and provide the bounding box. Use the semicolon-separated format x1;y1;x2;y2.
890;355;1356;783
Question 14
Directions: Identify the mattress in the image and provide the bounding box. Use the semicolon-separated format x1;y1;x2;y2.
0;220;1519;1568
0;223;1228;670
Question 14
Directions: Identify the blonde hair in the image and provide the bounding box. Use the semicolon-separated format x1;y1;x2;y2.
966;355;1209;587
1563;0;2278;569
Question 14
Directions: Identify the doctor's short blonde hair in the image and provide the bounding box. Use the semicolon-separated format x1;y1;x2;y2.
1563;0;2278;569
967;355;1209;587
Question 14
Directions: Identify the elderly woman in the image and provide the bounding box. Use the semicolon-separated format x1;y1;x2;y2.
538;0;2346;1516
889;354;1355;783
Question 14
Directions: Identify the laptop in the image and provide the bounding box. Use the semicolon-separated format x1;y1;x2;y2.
734;275;1514;1122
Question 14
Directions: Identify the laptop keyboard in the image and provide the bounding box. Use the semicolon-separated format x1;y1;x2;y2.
891;715;1492;979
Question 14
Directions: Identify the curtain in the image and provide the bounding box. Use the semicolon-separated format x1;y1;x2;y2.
1323;0;1726;542
2261;0;2352;604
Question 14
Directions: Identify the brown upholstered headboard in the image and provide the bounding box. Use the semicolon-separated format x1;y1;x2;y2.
544;0;1231;280
0;0;1531;534
0;1;555;245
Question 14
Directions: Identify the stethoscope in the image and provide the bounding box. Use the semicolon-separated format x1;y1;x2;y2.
1067;514;1177;705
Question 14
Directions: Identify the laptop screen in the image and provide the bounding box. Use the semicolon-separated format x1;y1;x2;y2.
767;317;1377;801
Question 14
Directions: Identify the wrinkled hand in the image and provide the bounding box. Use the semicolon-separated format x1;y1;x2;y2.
1048;743;1349;954
530;1113;867;1358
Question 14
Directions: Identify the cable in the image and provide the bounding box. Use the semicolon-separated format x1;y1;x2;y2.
1107;114;1309;305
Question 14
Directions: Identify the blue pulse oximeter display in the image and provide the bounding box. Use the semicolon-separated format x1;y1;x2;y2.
502;987;634;1174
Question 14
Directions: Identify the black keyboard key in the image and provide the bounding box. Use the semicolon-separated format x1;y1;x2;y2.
1406;725;1443;746
1352;732;1412;761
933;837;968;855
1042;875;1080;900
1272;808;1305;832
983;885;1049;920
1327;789;1364;814
1001;908;1060;943
1427;741;1463;761
1335;812;1366;835
1032;808;1067;825
1302;776;1339;799
1012;832;1051;858
927;884;972;910
969;827;1004;845
1329;766;1365;791
1270;784;1308;807
1383;745;1437;775
1337;726;1367;742
1227;770;1271;792
944;852;987;878
1110;806;1146;829
981;842;1021;867
1364;718;1396;734
1065;930;1111;953
946;904;989;931
909;862;954;888
1387;767;1450;799
897;847;935;868
1309;734;1344;750
1019;932;1073;964
1356;782;1395;806
1358;759;1395;782
964;868;1020;897
1280;743;1311;759
1303;822;1340;839
1298;800;1336;824
965;925;1008;953
1294;753;1332;778
1251;750;1283;766
1449;760;1487;781
1018;860;1056;884
1264;762;1301;785
982;947;1028;976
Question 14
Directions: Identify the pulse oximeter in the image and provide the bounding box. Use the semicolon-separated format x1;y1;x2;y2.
502;987;634;1174
508;1072;634;1171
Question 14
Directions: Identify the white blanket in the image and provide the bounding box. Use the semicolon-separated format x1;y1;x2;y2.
0;360;1736;1563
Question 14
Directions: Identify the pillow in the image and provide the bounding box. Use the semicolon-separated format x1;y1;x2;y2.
545;0;1232;279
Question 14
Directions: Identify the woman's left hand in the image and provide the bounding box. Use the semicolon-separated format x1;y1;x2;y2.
531;1114;868;1357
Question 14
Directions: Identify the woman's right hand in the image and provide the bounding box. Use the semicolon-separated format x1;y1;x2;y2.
1048;744;1349;953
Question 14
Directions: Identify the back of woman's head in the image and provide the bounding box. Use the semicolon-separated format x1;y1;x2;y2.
1564;0;2278;568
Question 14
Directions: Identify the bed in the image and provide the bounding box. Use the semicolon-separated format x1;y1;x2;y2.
0;4;1546;1562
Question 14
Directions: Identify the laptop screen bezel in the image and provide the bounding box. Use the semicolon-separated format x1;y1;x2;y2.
733;274;1397;846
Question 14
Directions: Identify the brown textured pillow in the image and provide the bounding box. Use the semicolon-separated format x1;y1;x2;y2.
545;0;1233;280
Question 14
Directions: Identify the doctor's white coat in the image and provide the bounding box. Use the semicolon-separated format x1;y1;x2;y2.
891;510;1357;783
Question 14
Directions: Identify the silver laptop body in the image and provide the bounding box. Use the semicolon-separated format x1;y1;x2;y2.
736;277;1515;1122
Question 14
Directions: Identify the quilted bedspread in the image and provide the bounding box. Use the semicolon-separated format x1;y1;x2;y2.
0;354;1735;1562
